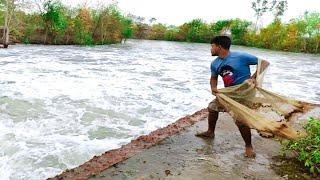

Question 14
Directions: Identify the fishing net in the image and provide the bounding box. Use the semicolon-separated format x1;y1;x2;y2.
215;59;319;140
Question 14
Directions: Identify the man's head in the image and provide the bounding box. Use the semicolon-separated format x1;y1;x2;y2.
210;36;231;56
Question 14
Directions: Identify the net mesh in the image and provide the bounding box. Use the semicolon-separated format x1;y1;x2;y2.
216;59;319;140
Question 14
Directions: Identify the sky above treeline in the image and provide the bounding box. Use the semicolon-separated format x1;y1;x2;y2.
62;0;320;26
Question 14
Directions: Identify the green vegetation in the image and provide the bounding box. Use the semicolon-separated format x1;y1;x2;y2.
42;0;68;44
0;1;133;45
282;117;320;175
0;0;319;53
130;12;320;54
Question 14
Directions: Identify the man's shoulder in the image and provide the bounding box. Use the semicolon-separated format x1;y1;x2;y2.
211;57;222;65
230;51;253;57
211;57;222;69
230;51;257;61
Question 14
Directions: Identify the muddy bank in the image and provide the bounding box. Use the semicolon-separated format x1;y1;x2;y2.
51;108;317;180
91;113;315;180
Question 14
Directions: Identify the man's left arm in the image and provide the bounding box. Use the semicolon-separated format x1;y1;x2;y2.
251;59;270;79
259;59;270;74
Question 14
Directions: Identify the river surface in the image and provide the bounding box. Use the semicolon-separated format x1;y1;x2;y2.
0;39;319;179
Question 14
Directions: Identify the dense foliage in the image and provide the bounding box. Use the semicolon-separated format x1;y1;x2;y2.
131;12;320;54
282;117;320;175
0;0;133;45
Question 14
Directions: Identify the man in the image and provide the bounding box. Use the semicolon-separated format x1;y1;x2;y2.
196;35;269;158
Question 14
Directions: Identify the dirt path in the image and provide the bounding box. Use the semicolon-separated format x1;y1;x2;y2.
90;113;313;180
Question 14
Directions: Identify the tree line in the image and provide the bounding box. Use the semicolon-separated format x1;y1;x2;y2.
132;12;320;54
0;0;319;54
0;0;133;46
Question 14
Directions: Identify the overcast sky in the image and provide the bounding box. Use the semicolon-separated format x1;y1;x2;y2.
63;0;320;26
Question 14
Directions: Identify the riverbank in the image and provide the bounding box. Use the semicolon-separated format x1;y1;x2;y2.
51;109;315;180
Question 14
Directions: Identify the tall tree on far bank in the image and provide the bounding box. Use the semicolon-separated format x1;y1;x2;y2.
251;0;288;30
120;16;133;42
270;0;288;19
251;0;269;30
149;17;156;25
42;0;67;44
74;8;93;45
1;0;19;48
130;14;148;39
302;12;320;53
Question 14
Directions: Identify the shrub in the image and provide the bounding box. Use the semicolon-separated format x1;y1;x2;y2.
282;117;320;175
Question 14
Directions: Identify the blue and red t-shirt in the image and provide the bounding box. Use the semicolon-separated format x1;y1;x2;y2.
210;52;258;87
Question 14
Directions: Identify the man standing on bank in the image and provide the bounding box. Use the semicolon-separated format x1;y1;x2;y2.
196;35;269;158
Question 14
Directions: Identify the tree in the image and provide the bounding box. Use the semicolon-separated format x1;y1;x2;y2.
120;16;133;42
148;17;156;25
302;12;320;53
74;8;93;45
92;5;128;44
1;0;20;48
270;0;288;19
32;0;50;14
41;0;68;44
129;14;148;39
251;0;288;30
251;0;269;30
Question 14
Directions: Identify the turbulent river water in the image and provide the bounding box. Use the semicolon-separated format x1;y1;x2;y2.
0;39;319;179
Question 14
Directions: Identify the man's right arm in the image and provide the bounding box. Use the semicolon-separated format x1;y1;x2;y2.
210;76;218;95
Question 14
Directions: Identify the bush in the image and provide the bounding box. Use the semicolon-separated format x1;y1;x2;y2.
148;23;167;40
164;28;179;41
185;19;208;42
282;117;320;175
230;19;251;45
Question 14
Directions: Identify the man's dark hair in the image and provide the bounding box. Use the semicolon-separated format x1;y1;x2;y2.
210;36;231;50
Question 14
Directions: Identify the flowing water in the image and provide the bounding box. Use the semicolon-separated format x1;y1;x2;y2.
0;39;319;179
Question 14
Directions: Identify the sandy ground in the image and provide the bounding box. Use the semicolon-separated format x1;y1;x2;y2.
90;113;315;180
